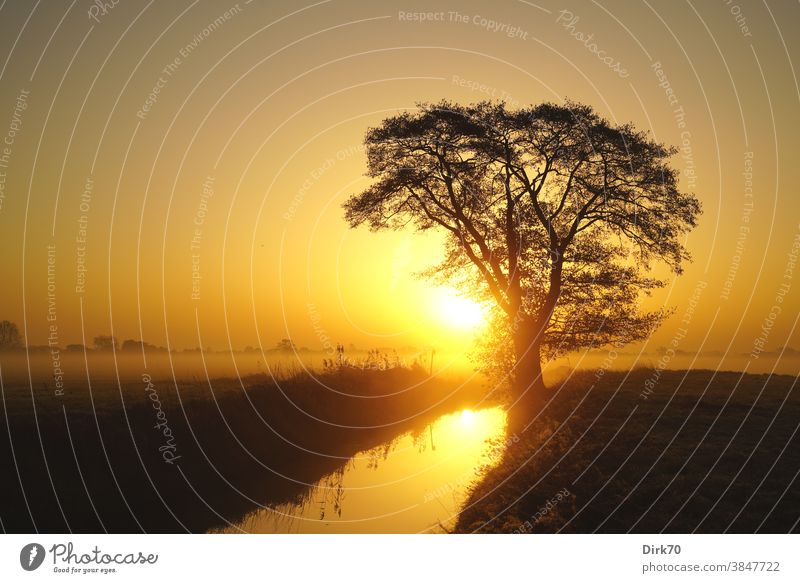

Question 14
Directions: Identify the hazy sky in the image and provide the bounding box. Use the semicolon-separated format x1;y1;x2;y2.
0;0;798;359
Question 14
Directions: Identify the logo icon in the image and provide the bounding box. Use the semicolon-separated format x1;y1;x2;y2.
20;543;46;571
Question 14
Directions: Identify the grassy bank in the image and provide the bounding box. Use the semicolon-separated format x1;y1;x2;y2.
455;369;799;533
0;365;484;533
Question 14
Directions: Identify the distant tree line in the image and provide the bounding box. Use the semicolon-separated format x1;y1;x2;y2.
0;323;313;354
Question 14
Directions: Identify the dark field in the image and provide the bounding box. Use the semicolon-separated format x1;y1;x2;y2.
0;364;485;533
2;362;796;534
456;369;799;533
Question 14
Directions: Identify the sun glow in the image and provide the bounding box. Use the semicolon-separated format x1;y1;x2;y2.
433;287;486;330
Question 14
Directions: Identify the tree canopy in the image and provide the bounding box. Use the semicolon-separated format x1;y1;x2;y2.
344;101;701;405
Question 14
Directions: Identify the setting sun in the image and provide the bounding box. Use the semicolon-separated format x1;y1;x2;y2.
459;409;476;427
433;288;486;330
0;0;797;559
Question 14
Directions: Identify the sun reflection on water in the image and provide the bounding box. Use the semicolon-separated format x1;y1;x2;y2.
214;406;507;534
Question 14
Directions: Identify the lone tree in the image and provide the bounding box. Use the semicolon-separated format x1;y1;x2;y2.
343;101;700;417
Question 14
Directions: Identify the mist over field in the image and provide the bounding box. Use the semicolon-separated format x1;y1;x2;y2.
3;342;797;392
0;0;798;546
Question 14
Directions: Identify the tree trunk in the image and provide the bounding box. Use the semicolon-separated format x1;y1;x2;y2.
510;321;546;425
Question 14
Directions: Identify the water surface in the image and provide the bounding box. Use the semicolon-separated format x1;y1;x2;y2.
214;407;507;533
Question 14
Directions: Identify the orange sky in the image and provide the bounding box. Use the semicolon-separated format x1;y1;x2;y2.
0;0;798;361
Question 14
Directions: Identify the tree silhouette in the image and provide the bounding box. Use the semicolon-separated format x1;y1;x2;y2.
343;101;701;417
0;320;22;349
93;335;118;351
274;338;297;352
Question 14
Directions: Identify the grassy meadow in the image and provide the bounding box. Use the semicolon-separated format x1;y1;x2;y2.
0;358;487;533
456;369;799;533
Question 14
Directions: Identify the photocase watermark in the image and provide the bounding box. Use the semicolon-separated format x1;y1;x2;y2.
20;543;46;571
449;11;529;40
308;302;337;358
341;355;410;371
720;152;754;300
424;468;475;503
451;75;519;107
0;88;29;214
398;11;529;40
555;10;629;78
641;280;707;399
46;541;158;574
511;487;571;533
723;0;753;38
285;158;335;220
142;373;181;464
46;244;65;397
651;61;696;190
87;0;121;24
751;224;800;359
75;176;93;294
594;338;628;381
136;4;244;119
423;430;519;504
190;175;214;300
492;430;521;453
397;10;446;22
285;144;366;220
